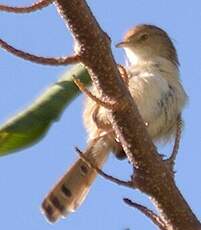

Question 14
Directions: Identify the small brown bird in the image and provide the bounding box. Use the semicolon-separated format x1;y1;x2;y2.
41;24;187;222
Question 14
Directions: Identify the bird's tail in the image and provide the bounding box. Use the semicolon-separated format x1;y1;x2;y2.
41;136;111;223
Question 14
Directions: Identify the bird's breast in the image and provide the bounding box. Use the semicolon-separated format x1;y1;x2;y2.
127;62;186;140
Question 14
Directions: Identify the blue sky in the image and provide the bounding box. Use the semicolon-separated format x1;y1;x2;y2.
0;0;200;229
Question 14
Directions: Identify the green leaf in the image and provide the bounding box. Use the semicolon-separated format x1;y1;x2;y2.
0;64;91;156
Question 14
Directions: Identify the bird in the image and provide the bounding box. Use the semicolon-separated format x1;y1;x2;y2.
41;24;187;223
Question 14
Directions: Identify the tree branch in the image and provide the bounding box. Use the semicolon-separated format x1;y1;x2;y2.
123;198;167;230
0;38;80;65
76;147;133;189
0;0;54;13
54;0;201;229
165;114;183;171
73;76;116;109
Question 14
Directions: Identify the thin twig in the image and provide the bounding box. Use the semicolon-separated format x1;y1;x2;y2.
75;147;133;189
123;198;167;230
165;114;183;170
0;38;80;65
0;0;54;13
118;64;129;86
73;75;116;109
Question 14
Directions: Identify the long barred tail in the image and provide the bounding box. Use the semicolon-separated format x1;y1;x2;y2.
41;136;111;223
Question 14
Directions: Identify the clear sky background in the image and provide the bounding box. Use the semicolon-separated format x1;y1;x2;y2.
0;1;200;230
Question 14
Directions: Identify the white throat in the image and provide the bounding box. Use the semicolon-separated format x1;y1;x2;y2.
124;48;180;87
124;47;178;76
124;48;139;66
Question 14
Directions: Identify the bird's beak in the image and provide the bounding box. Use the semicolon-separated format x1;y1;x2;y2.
115;41;129;48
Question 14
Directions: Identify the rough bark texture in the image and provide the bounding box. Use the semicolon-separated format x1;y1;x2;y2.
55;0;201;229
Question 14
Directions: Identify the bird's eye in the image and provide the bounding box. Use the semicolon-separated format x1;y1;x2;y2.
139;33;149;41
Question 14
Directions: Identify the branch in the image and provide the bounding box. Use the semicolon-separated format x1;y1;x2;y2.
75;147;133;189
73;76;116;109
0;0;54;13
165;114;183;171
54;0;201;229
123;198;167;230
0;38;80;65
118;64;129;86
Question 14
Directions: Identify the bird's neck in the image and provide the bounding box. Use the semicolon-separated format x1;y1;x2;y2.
124;48;179;80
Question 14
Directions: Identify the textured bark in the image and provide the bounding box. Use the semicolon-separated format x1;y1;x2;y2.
55;0;201;229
